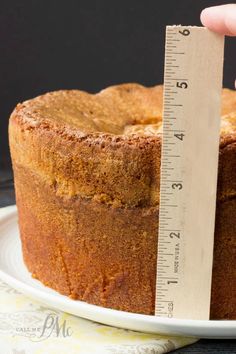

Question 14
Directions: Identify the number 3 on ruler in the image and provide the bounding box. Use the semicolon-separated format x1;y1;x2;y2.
172;183;182;190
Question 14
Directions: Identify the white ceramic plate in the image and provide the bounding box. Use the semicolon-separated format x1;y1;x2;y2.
0;205;235;339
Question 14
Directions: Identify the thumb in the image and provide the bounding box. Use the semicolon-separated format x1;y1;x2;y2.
200;4;236;36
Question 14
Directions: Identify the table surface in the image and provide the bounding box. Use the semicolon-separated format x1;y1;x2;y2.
0;169;235;354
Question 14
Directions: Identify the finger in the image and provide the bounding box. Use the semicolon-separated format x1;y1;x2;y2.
200;4;236;36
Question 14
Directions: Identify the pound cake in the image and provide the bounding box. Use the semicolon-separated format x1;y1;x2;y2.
9;83;236;319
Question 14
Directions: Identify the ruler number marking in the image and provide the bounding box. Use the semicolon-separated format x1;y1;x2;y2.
171;183;183;190
179;29;190;36
169;232;180;239
174;133;184;141
176;81;188;89
167;280;178;285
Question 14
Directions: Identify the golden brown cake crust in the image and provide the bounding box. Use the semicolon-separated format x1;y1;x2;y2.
12;84;164;134
9;83;236;319
9;84;236;208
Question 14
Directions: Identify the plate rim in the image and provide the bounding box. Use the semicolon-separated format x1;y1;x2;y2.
0;205;235;338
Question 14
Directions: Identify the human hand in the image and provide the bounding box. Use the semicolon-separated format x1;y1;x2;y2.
200;4;236;36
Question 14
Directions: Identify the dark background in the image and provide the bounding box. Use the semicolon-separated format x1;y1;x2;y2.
0;0;235;169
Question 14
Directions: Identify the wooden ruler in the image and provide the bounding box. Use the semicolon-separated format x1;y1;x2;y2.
155;26;224;320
